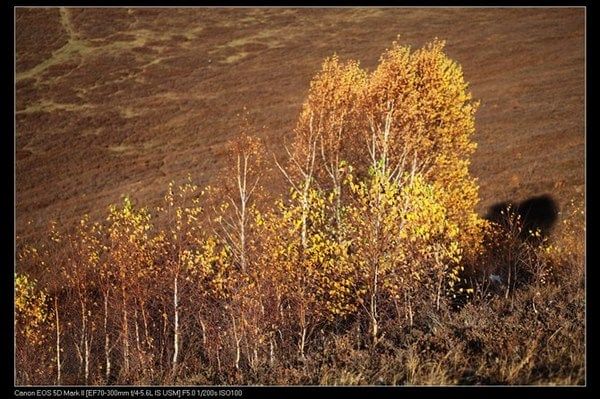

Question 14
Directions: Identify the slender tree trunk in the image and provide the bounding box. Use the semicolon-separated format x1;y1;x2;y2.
243;334;252;371
200;318;207;347
103;292;111;383
230;311;241;370
393;297;402;320
301;136;317;249
77;298;86;381
436;274;444;311
335;184;342;239
370;262;379;346
54;296;61;385
299;325;307;360
239;209;246;272
269;336;275;367
122;286;130;375
160;305;167;374
407;292;414;327
172;273;180;369
140;304;151;351
506;250;512;299
216;344;222;376
301;189;309;249
237;154;248;273
84;333;90;384
134;305;143;370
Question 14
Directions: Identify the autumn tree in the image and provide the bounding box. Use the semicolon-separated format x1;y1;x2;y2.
157;177;234;377
158;179;202;373
59;215;105;384
292;38;485;258
291;55;366;235
205;116;269;372
106;197;159;379
14;37;502;385
254;188;356;359
363;39;484;255
213;117;267;273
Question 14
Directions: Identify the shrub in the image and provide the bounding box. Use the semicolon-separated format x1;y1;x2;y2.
15;272;54;384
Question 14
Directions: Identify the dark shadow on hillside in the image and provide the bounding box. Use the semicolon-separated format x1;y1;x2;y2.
485;194;559;240
447;194;562;310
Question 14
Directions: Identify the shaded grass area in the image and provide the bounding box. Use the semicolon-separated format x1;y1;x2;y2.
206;284;583;386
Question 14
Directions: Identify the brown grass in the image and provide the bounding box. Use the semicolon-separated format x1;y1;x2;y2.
16;8;584;244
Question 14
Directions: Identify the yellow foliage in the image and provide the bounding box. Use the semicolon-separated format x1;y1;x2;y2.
185;235;232;300
293;38;485;260
345;164;462;314
18;37;564;383
255;187;357;325
107;196;157;277
15;273;51;346
293;55;367;184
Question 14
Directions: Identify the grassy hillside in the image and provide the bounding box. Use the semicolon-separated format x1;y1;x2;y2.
16;8;584;242
14;8;585;386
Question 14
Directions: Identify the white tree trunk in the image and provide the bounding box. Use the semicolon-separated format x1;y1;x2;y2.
122;287;130;375
370;266;379;346
172;273;180;368
54;296;61;385
237;154;248;272
84;334;90;384
104;293;111;383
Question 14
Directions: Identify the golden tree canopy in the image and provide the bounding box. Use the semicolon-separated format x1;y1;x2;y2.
292;38;484;255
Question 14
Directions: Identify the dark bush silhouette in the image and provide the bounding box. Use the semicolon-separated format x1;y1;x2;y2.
485;194;559;240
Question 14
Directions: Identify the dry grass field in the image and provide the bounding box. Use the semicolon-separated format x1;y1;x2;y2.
16;7;584;242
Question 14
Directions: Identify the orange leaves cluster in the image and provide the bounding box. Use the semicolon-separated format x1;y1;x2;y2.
294;56;366;175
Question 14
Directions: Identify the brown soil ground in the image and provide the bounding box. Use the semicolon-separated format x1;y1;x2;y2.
15;8;585;242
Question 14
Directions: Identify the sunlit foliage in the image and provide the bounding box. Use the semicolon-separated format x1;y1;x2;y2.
14;38;583;385
292;38;485;259
15;273;51;346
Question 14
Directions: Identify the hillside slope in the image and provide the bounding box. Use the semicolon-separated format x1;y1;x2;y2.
16;8;584;241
